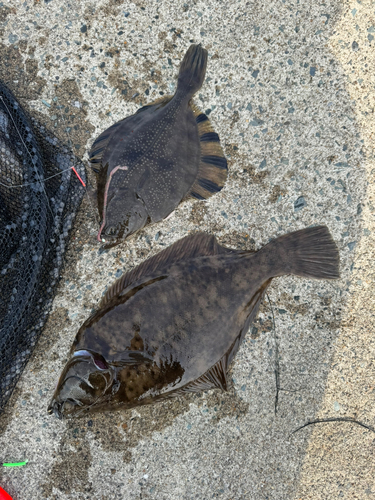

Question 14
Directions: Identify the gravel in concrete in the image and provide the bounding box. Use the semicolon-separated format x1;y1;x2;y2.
0;0;374;499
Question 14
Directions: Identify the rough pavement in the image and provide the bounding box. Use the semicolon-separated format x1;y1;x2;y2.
0;0;374;499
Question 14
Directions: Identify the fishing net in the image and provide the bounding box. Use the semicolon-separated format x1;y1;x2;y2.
0;81;86;414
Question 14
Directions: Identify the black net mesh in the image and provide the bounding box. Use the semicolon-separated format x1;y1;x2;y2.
0;81;86;414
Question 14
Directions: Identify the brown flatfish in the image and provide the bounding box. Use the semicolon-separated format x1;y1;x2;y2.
48;226;339;418
89;44;227;246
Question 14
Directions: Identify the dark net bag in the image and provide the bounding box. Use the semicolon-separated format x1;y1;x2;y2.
0;81;86;414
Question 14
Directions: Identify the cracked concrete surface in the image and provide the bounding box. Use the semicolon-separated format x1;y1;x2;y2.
0;0;374;499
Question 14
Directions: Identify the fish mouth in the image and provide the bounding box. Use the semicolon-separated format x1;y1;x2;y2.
48;398;81;419
98;224;120;240
98;224;127;250
48;401;63;419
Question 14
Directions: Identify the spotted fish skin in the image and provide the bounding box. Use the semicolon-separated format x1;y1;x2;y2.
89;45;228;246
48;226;339;418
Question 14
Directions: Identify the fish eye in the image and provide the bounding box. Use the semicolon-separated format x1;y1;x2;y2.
72;350;109;370
93;354;109;370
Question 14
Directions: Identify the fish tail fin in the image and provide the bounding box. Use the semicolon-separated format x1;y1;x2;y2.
177;44;208;96
262;226;340;280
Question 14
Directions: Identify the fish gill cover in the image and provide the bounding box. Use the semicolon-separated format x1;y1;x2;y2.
0;81;86;414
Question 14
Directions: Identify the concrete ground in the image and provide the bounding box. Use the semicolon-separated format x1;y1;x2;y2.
0;0;374;498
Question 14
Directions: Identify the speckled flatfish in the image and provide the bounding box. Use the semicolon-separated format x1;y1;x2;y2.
88;44;227;246
48;226;339;418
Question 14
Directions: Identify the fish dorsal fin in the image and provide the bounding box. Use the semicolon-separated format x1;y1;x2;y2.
98;232;231;308
88;119;126;171
187;102;228;201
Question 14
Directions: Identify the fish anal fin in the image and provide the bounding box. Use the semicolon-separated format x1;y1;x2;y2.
200;142;223;157
179;356;228;394
98;232;232;308
187;101;228;201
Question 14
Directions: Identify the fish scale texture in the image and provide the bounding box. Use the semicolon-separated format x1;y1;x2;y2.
0;82;85;414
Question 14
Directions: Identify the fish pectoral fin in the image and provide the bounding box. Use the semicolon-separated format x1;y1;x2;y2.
179;356;228;394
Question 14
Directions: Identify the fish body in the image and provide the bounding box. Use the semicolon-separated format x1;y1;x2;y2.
49;226;339;418
89;45;228;245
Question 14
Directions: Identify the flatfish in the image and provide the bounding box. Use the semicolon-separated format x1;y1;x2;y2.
48;226;339;418
89;44;227;246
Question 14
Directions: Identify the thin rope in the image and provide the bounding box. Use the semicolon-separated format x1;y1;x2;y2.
292;417;375;435
0;164;84;188
53;87;99;225
266;291;280;415
0;95;55;219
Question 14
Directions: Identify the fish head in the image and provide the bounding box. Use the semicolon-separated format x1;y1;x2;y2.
48;350;116;418
98;167;149;245
98;199;149;244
